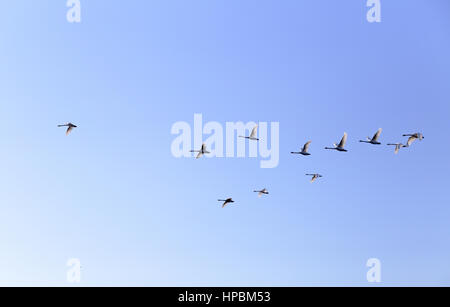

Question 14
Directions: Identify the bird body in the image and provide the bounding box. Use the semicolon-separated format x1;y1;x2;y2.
306;173;322;183
218;198;234;208
239;125;259;141
360;128;382;145
58;123;77;135
387;143;405;154
325;133;348;152
253;188;269;197
190;143;211;159
403;133;424;147
291;141;312;156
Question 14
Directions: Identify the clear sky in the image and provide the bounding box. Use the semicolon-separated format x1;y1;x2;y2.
0;0;449;286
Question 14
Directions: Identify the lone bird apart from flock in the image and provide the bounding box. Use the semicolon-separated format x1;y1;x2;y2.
387;143;406;154
239;125;259;141
58;123;77;135
291;141;312;156
218;198;234;208
403;133;424;147
190;143;210;159
360;128;382;145
325;132;348;152
306;174;323;183
253;188;269;197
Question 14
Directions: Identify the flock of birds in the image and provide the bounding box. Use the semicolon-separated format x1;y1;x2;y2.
57;123;424;208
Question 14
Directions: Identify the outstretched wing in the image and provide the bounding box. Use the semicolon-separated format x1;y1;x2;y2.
250;125;258;138
302;141;312;153
372;128;382;142
407;136;416;147
338;133;348;148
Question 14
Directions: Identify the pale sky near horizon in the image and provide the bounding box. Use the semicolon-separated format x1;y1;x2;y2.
0;0;449;286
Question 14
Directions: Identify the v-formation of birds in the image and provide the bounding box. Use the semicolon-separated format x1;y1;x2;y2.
58;124;424;208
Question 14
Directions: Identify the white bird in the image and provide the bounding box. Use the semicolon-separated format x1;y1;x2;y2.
306;173;323;183
253;188;269;197
360;128;382;145
291;141;312;156
239;125;259;141
325;133;348;152
190;143;210;159
387;143;405;154
218;198;234;208
58;123;77;135
403;133;424;147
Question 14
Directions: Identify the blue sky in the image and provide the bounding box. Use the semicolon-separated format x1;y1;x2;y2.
0;0;449;286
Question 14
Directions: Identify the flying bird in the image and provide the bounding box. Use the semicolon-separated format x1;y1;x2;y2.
360;128;382;145
403;133;424;147
306;173;323;183
239;125;259;141
291;141;312;156
190;143;210;159
218;198;234;208
325;133;348;152
58;123;77;135
387;143;405;154
253;188;269;197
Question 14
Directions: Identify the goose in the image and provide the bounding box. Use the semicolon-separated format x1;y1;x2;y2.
291;141;312;156
387;143;405;154
253;188;269;197
239;125;259;141
403;133;424;147
58;123;77;135
218;198;234;208
360;128;382;145
190;143;210;159
306;173;322;183
325;133;348;152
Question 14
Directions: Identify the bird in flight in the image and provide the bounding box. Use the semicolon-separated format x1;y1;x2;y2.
387;143;405;154
325;132;348;152
190;143;210;159
403;133;424;147
291;141;312;156
58;123;77;135
239;125;259;141
253;188;269;197
306;173;323;183
218;198;234;208
360;128;382;145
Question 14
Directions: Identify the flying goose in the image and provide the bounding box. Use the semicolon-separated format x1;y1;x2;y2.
239;125;259;141
306;173;323;183
291;141;312;156
325;133;348;152
403;133;424;147
253;188;269;197
190;143;210;159
360;128;382;145
387;143;405;154
58;123;77;135
218;198;234;208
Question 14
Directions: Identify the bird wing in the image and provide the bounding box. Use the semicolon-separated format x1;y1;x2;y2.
66;126;73;135
407;136;416;146
338;133;348;148
250;125;258;138
372;128;382;141
302;141;312;152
